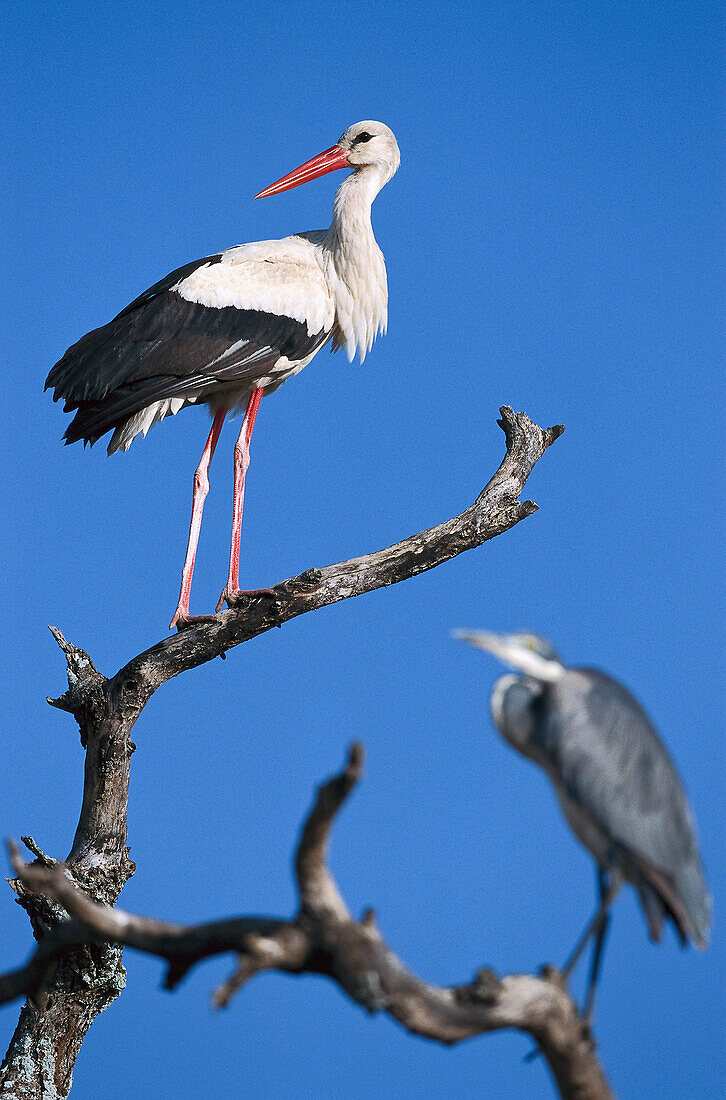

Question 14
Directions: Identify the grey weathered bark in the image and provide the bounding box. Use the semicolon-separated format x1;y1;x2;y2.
0;408;599;1099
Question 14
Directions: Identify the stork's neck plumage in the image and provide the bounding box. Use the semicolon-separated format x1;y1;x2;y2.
320;166;389;362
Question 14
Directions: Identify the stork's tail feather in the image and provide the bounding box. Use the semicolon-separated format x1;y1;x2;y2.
61;396;192;453
61;404;107;448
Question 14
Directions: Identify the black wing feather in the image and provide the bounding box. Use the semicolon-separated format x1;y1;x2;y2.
45;253;224;403
111;253;225;320
46;263;331;447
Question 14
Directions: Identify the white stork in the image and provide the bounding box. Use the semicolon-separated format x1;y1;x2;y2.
46;121;401;628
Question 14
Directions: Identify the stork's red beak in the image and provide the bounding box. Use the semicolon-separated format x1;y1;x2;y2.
254;145;350;199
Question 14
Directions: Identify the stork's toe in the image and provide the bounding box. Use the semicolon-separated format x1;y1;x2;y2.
216;586;279;613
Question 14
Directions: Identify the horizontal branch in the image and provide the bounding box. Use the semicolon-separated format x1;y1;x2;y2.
3;746;612;1100
104;406;563;712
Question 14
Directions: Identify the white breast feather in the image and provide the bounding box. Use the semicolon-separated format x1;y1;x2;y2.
316;237;388;363
175;238;335;336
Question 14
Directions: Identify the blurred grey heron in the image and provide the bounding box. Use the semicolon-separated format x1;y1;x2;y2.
453;630;711;1019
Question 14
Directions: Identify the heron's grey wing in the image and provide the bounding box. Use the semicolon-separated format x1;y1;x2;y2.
538;669;711;945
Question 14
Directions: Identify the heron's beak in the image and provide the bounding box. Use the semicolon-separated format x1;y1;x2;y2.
254;145;350;199
451;630;564;683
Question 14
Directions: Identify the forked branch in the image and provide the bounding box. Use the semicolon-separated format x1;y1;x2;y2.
2;746;612;1100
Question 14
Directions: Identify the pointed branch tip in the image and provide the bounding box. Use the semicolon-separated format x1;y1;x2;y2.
21;837;54;866
163;958;194;992
345;742;364;779
47;694;73;712
48;625;70;652
6;839;23;876
213;957;256;1009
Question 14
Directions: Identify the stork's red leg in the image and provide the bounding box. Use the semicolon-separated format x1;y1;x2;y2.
170;409;227;630
215;388;264;611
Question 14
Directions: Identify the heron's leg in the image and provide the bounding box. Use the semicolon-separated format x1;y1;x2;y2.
216;388;264;611
170;409;227;630
562;868;618;981
524;870;615;1064
583;880;612;1023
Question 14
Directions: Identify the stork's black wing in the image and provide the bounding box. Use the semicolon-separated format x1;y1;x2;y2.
45;245;334;447
45;252;224;404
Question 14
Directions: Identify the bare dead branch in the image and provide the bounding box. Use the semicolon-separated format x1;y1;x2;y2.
107;407;563;711
295;740;363;920
2;747;612;1100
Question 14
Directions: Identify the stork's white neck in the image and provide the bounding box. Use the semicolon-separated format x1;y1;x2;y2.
321;167;389;362
330;165;385;230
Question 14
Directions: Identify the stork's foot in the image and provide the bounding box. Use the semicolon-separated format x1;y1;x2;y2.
169;608;219;632
215;586;279;613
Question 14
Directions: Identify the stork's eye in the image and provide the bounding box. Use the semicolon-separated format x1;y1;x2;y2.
352;132;373;145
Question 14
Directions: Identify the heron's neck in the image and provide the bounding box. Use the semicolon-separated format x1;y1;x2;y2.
322;168;388;362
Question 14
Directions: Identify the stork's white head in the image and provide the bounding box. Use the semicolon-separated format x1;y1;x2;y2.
337;120;401;186
255;120;400;199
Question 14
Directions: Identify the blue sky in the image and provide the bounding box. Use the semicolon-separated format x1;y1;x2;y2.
3;2;723;1097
